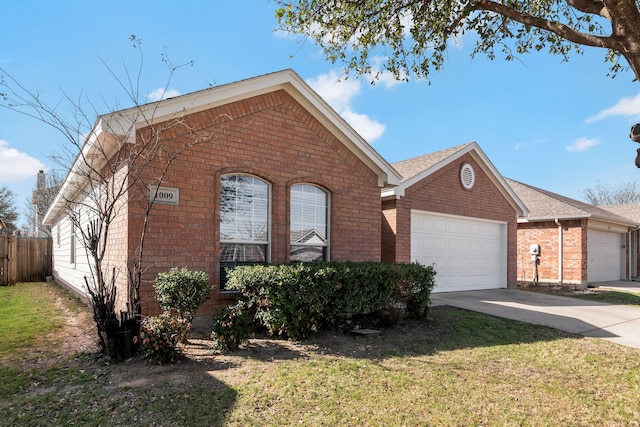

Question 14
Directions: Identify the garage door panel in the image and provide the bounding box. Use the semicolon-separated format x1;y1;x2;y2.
411;211;507;292
587;229;623;282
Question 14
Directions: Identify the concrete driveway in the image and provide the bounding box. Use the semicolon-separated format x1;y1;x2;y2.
431;287;640;349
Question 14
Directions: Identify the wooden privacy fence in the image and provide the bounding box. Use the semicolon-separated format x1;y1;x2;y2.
0;235;52;286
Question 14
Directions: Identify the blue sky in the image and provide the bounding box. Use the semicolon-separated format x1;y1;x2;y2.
2;1;640;227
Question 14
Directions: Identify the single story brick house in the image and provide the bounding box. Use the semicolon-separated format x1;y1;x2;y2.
382;143;528;292
506;179;639;287
43;69;402;316
44;69;577;317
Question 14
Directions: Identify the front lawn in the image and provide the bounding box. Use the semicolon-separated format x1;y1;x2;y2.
0;282;67;356
574;289;640;306
2;282;640;426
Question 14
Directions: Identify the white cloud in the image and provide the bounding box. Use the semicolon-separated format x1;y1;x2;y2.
587;92;640;123
147;87;181;102
566;137;599;152
307;70;386;143
341;110;386;142
307;71;361;112
0;139;45;183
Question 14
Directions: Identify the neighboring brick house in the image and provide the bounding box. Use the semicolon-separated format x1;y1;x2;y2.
506;179;638;287
382;143;528;293
43;70;402;317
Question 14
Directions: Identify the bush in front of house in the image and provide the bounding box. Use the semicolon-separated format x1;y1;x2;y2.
137;267;213;363
224;263;336;340
154;267;212;323
213;261;435;344
137;312;189;364
390;261;436;320
211;302;253;352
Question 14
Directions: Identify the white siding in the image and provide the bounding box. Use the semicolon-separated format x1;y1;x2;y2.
50;196;96;298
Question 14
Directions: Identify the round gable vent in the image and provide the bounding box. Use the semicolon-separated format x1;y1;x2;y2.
460;163;475;190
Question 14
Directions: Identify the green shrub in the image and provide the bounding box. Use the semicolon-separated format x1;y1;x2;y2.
393;262;436;320
226;263;336;339
327;261;398;322
222;261;436;342
211;303;252;352
404;263;436;319
137;312;189;364
154;267;212;323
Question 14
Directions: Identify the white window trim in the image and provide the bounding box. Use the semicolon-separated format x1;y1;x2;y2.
219;174;271;291
69;216;76;266
290;183;330;262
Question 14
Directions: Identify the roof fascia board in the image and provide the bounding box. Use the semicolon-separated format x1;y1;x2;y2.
519;214;637;229
518;214;590;223
588;216;638;229
43;120;129;225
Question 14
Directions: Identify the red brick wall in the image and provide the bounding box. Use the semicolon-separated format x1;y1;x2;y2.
515;219;587;285
381;199;397;262
386;154;518;286
129;90;383;316
627;232;640;277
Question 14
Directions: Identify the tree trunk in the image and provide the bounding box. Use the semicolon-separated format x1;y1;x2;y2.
607;0;640;79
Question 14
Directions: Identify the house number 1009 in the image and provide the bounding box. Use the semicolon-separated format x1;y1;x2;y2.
149;186;180;206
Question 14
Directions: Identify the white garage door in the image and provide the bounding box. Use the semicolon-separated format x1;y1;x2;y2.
587;229;624;282
411;210;507;293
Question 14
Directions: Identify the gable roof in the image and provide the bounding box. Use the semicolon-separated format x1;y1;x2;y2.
383;142;528;216
505;178;638;227
44;69;401;225
110;69;401;187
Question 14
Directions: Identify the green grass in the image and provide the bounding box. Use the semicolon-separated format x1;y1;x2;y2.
2;284;640;426
0;282;67;356
572;289;640;306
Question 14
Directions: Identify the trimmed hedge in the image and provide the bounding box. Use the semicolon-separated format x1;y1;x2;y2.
154;267;212;323
212;262;435;344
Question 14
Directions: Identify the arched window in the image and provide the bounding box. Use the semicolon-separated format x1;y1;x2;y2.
290;184;329;262
220;174;270;289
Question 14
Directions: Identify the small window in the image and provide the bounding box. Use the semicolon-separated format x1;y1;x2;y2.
69;217;76;265
219;174;270;290
290;184;329;262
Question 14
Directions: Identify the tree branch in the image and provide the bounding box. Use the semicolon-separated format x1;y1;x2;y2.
565;0;610;18
476;0;612;49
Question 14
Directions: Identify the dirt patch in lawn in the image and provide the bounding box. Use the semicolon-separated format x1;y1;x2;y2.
517;283;600;297
106;312;456;389
11;289;456;390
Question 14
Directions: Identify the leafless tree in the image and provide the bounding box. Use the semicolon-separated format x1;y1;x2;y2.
582;180;640;205
0;37;221;360
0;186;18;232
